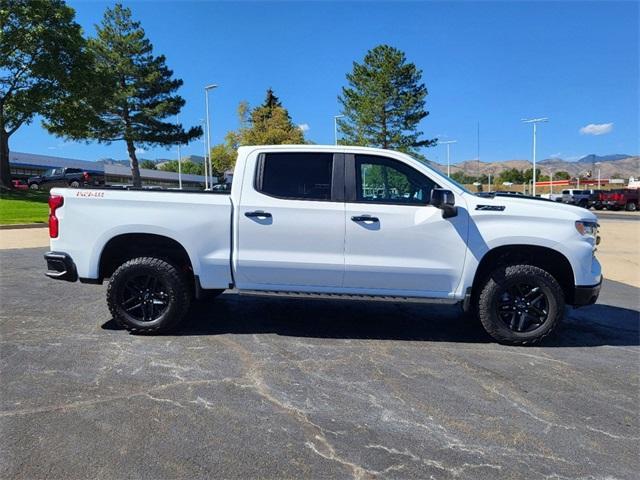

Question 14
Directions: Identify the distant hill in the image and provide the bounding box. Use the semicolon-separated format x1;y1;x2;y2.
576;154;630;164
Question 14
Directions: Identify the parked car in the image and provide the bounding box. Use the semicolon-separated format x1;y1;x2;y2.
43;145;601;346
561;189;593;208
28;167;104;190
540;193;563;202
600;189;639;211
11;179;28;190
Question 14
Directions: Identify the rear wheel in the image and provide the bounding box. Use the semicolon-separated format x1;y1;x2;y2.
106;257;191;333
69;180;81;188
29;183;39;190
625;202;637;212
594;205;604;210
477;264;565;345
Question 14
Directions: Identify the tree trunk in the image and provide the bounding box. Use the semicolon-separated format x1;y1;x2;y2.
126;138;142;187
0;129;11;190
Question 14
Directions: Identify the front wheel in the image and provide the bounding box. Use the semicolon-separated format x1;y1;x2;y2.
106;257;191;333
476;264;565;345
626;202;637;212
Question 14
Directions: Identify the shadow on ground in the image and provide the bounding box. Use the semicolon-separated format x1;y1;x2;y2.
102;293;640;347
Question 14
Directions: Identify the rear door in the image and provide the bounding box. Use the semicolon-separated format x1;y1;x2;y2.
343;154;468;297
235;151;346;290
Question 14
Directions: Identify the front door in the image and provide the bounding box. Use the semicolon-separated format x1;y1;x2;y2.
235;151;346;290
344;154;468;297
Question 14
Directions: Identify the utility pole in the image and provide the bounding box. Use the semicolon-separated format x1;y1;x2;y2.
438;140;457;177
334;115;344;145
521;117;548;197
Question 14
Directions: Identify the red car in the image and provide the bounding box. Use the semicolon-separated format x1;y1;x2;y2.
600;189;639;211
11;179;28;190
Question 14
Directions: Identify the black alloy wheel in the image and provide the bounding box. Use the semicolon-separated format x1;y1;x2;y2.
496;283;549;333
120;274;170;323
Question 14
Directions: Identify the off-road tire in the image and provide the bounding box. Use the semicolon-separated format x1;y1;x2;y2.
29;183;39;190
477;264;565;345
107;257;191;334
625;202;637;212
69;180;81;188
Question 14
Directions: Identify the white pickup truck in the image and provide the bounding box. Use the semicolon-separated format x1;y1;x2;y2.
44;145;602;345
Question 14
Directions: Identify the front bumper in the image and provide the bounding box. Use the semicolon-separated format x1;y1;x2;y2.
572;279;601;307
44;251;78;282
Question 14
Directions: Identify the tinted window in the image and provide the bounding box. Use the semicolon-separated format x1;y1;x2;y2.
66;168;82;174
355;155;438;205
259;152;333;201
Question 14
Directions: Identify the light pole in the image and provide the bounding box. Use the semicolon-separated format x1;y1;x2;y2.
438;140;457;177
204;84;218;189
595;162;601;188
334;115;344;145
201;119;209;190
522;117;548;196
548;168;554;194
176;114;182;190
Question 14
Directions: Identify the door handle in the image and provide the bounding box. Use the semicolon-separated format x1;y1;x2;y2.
351;215;379;223
245;210;272;218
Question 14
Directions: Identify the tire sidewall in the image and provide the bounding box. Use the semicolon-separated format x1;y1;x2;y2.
478;265;565;344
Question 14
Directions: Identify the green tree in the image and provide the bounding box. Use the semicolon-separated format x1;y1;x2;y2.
0;0;94;188
139;159;156;170
180;160;203;175
554;171;570;180
338;45;435;157
210;131;239;176
523;168;541;183
498;168;524;184
51;4;201;187
237;90;305;145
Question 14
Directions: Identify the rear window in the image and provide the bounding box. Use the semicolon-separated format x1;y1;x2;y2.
562;190;570;194
257;152;333;201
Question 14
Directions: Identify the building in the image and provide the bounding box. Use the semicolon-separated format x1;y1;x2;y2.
9;151;210;188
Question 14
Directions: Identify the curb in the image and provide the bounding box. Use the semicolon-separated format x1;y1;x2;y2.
0;223;47;230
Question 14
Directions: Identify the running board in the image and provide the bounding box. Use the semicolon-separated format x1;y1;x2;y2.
237;289;459;305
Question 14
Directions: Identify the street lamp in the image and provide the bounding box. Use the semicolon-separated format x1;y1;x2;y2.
522;117;548;196
438;140;457;177
176;114;182;190
548;168;554;194
334;115;344;145
201;118;208;190
595;161;602;188
204;84;218;189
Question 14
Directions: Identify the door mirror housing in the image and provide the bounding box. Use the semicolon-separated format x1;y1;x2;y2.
430;188;458;218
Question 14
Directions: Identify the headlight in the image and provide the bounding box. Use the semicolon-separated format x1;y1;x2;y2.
575;220;598;240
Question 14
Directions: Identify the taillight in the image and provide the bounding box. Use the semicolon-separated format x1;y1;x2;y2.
83;171;90;181
49;195;64;238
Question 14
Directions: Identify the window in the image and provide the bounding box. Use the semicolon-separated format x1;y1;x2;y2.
355;155;438;205
258;152;333;201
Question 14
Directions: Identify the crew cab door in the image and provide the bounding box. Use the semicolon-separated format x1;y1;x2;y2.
343;154;468;297
235;151;346;290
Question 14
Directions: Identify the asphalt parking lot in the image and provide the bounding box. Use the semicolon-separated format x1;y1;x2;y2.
1;247;639;479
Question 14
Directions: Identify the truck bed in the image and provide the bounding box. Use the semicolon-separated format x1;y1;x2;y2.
50;187;233;288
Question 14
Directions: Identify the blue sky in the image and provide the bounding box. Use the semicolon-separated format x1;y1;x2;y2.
10;0;639;165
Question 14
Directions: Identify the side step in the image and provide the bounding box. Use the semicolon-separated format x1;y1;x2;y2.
237;290;458;305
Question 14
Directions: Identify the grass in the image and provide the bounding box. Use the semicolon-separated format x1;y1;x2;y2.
0;189;49;225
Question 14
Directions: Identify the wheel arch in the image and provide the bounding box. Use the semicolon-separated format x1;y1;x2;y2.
471;245;576;304
98;233;195;282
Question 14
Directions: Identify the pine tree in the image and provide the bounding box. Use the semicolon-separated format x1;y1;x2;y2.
50;4;201;187
338;45;435;157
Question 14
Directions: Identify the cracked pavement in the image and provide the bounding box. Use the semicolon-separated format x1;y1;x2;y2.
1;247;639;479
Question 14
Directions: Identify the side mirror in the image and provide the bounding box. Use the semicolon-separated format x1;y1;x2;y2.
430;188;458;218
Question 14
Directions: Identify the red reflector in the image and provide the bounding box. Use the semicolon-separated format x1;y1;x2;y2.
49;195;64;238
83;171;90;180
